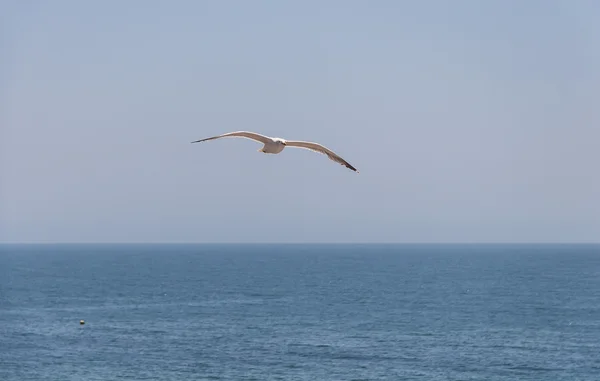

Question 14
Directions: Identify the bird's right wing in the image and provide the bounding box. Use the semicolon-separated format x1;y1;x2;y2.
285;140;358;172
191;131;272;144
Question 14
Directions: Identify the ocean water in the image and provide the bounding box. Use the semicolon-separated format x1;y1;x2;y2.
0;244;599;380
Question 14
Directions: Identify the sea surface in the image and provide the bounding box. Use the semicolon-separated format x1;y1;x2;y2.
0;243;599;380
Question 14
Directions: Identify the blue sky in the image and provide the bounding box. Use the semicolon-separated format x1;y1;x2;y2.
1;0;599;243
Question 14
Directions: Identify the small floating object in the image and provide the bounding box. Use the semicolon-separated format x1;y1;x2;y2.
80;320;85;325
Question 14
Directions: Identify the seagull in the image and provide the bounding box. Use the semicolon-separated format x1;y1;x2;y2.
191;131;358;172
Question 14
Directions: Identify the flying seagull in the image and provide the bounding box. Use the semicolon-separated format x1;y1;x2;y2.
191;131;358;172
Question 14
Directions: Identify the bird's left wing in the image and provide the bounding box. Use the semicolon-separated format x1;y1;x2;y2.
191;131;272;144
284;140;358;172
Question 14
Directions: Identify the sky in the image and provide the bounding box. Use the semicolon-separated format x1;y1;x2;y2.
1;0;599;243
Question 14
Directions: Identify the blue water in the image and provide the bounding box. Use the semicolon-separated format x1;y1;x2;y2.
1;244;599;380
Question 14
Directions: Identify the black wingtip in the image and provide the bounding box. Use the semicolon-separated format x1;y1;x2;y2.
346;164;358;172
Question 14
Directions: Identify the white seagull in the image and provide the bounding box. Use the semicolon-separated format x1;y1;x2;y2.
191;131;358;172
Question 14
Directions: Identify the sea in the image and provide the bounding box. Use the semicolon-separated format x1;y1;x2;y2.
0;243;599;380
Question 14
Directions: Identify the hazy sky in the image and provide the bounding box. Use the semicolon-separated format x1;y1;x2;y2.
1;1;599;243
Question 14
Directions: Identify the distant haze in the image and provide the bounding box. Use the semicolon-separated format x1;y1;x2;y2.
1;1;599;243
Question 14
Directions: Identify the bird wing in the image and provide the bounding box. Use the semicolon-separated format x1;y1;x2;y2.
191;131;272;144
284;140;358;172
